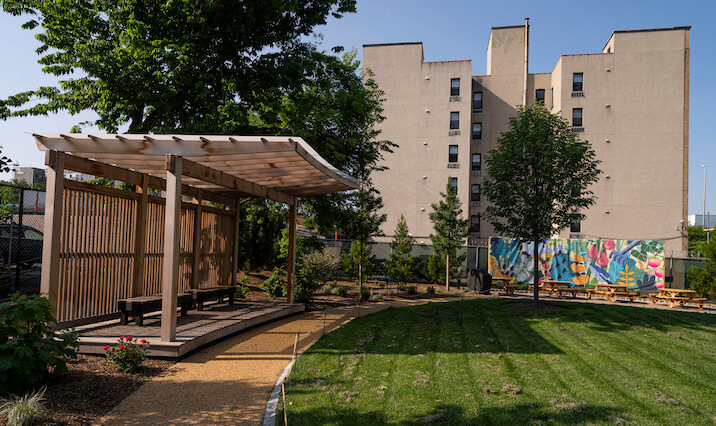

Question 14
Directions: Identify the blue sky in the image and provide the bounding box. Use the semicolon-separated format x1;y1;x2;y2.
0;0;714;215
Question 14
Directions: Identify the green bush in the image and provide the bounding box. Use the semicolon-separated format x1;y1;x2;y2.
294;268;319;304
332;286;348;297
103;336;149;373
369;293;383;302
579;287;588;293
262;267;287;298
301;249;339;284
0;294;78;394
237;276;251;285
359;286;371;302
519;284;529;291
0;387;47;426
406;286;417;295
321;283;334;294
235;285;250;299
425;285;436;294
686;238;716;299
340;241;376;278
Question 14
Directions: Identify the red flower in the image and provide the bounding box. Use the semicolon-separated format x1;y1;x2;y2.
120;336;124;340
126;337;133;341
130;355;134;358
103;345;109;351
140;339;147;344
119;345;125;350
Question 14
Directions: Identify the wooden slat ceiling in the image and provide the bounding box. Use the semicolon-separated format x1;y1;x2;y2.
32;134;360;196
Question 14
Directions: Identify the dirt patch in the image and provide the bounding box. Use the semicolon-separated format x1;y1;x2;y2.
43;354;174;425
505;302;563;311
655;391;680;405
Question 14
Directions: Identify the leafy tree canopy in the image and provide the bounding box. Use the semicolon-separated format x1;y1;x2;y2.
428;179;470;289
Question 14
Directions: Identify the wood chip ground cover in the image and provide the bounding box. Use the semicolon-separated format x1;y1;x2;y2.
280;299;716;425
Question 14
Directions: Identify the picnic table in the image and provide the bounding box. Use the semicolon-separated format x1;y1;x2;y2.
540;280;579;298
492;275;518;295
649;288;707;310
586;283;637;302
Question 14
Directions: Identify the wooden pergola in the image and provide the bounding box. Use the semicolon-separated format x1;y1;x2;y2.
35;134;359;341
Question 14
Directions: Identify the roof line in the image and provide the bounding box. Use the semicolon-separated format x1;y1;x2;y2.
363;42;422;48
491;25;525;30
603;26;690;50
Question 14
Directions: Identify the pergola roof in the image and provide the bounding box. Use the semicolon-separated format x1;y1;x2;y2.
33;133;360;201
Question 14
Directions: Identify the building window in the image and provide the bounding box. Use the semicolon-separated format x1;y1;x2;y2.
573;73;583;92
572;108;583;127
449;112;460;129
448;145;458;163
570;216;581;233
471;184;480;202
449;177;458;190
473;92;483;109
471;215;480;233
472;122;482;139
535;89;545;103
451;78;460;96
471;153;481;171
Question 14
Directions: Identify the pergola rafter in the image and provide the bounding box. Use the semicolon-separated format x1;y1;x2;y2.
35;133;359;342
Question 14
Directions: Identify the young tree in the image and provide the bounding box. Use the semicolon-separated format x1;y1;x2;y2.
428;179;470;291
386;214;416;282
686;238;716;299
482;102;601;306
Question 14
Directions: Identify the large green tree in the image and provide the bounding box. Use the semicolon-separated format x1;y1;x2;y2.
0;0;356;133
481;102;601;305
429;179;470;291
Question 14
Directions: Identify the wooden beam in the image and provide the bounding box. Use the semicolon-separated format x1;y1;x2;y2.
40;150;65;310
161;155;182;342
232;199;241;287
180;157;294;205
132;174;149;297
286;197;297;304
191;190;203;289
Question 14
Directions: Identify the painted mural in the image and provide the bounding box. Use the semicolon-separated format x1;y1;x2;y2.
488;237;665;291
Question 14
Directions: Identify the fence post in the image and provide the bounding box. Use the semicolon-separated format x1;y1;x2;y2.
14;189;24;292
40;150;65;310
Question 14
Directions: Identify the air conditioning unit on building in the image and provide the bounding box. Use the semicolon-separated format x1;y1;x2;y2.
449;96;462;102
448;130;461;136
447;163;460;169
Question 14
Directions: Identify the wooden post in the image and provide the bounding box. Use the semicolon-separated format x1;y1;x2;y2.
161;155;182;342
232;198;241;287
132;174;149;297
191;190;203;289
40;150;65;310
286;197;297;304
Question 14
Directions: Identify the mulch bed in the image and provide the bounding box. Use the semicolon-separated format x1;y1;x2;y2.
43;354;174;425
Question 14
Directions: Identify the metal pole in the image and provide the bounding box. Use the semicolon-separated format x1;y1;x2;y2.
14;189;24;292
702;165;706;228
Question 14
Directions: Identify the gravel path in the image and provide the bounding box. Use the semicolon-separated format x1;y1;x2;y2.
99;299;441;425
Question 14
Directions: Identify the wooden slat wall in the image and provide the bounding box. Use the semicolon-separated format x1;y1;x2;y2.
56;185;235;322
57;188;137;322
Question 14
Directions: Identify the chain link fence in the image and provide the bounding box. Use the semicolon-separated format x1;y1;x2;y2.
0;183;45;298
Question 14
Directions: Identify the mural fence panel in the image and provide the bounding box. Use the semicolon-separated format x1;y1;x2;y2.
488;237;666;291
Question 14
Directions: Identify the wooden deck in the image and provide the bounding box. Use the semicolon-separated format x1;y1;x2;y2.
74;300;305;358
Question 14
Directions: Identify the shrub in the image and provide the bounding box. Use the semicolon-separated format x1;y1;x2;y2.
301;249;339;284
369;293;383;302
0;387;47;426
294;268;319;304
579;287;588;294
104;336;149;373
359;286;371;302
262;267;286;298
341;241;376;277
321;283;334;294
0;294;78;394
237;276;251;285
686;238;716;299
406;286;417;295
235;285;250;299
332;286;348;297
519;284;529;291
453;290;462;296
378;281;386;288
425;285;436;294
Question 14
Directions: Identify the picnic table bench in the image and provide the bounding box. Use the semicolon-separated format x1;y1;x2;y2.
649;288;707;310
118;293;193;326
586;283;637;302
492;276;518;295
189;286;235;311
541;280;579;298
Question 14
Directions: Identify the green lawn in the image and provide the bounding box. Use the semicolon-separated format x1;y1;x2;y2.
281;299;716;425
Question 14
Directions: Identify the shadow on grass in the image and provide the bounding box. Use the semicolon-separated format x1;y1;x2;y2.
281;402;627;425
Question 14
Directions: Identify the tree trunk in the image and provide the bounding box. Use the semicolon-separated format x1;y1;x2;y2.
445;252;450;291
359;240;364;293
533;237;540;308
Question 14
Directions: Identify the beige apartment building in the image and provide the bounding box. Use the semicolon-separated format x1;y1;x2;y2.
363;25;689;256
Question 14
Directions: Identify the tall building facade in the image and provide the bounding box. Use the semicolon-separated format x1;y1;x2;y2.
363;25;689;256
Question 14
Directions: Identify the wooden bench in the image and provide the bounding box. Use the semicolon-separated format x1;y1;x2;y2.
118;293;193;326
586;283;637;302
189;286;235;311
650;289;707;310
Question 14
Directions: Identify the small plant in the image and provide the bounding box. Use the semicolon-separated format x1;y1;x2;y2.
294;268;319;304
406;286;417;295
0;387;47;426
104;336;149;373
301;249;339;284
579;287;588;294
235;285;250;299
332;286;348;297
519;283;529;291
453;290;462;296
262;267;286;298
359;286;371;302
237;275;251;285
369;293;383;302
332;280;338;286
322;283;334;294
378;281;386;288
425;285;436;294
